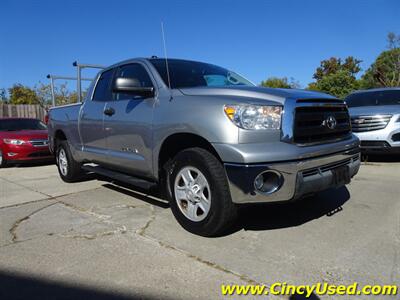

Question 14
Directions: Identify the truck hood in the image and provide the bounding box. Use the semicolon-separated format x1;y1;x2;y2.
348;105;400;117
179;86;335;104
0;130;48;141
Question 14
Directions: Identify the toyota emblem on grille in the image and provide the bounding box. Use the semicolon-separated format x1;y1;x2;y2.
323;115;337;129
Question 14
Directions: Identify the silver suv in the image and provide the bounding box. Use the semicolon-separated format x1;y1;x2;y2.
48;58;360;236
346;88;400;154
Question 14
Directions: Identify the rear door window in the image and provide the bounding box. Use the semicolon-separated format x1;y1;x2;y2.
92;69;114;101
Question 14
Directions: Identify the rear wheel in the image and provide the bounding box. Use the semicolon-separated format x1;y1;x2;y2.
166;147;237;237
56;140;83;182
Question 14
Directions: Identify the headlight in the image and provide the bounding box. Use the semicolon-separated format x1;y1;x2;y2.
3;139;26;145
224;104;282;130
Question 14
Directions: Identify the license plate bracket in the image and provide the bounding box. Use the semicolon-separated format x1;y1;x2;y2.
332;165;351;186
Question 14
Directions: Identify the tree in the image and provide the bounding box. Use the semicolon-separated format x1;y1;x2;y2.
260;77;300;89
387;32;400;49
35;82;53;106
0;88;7;102
307;56;362;98
35;82;79;106
361;32;400;88
55;82;78;105
310;70;361;99
312;57;361;81
8;84;40;105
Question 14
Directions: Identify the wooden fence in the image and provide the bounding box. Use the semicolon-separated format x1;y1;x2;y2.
0;104;48;121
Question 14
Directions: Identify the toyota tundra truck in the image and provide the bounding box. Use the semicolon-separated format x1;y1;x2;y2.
48;57;360;236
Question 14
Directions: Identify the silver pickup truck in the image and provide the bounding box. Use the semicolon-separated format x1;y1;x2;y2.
48;57;360;236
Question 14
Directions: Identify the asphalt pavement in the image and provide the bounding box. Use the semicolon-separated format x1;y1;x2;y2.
0;159;399;299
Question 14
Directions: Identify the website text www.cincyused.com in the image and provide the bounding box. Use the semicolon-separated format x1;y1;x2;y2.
221;282;398;297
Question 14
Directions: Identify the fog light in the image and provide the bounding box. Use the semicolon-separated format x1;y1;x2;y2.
254;170;283;194
7;152;17;157
254;175;264;190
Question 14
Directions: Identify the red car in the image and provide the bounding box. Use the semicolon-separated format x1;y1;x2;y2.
0;118;53;167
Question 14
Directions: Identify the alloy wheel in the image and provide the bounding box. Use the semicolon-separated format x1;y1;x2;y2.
174;166;211;222
58;148;68;176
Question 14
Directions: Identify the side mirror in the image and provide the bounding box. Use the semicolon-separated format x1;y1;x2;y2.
113;77;154;98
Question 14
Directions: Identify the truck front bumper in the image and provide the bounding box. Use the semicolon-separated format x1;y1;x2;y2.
224;147;360;204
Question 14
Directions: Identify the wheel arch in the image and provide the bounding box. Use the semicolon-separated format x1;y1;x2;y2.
157;132;222;181
54;129;67;141
53;129;67;152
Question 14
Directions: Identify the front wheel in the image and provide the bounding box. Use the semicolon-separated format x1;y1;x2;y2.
0;149;7;168
167;148;237;237
56;140;83;182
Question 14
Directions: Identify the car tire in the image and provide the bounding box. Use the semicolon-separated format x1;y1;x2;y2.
56;140;83;182
0;150;7;168
166;147;237;237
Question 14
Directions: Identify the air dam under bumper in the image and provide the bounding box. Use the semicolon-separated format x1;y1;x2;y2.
225;147;360;204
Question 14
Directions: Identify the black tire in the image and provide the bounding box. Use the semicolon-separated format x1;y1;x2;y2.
56;140;83;182
166;147;237;237
0;149;7;168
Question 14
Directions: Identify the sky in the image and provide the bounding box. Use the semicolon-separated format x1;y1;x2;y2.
1;0;399;92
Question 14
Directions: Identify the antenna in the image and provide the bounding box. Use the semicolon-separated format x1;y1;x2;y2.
161;22;173;100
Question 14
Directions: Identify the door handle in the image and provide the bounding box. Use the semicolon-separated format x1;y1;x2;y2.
104;107;115;116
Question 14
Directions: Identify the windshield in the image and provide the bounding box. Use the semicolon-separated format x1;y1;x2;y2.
345;90;400;107
0;119;47;131
149;59;254;89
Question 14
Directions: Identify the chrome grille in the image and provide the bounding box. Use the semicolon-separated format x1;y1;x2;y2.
293;103;351;144
29;139;49;147
351;115;391;132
